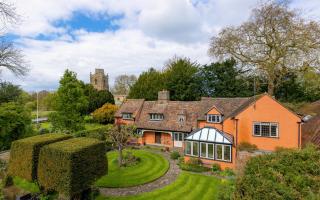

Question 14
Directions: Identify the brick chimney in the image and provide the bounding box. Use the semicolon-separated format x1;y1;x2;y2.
158;90;170;103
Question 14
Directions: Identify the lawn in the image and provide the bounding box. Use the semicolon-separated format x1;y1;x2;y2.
95;149;169;188
96;172;224;200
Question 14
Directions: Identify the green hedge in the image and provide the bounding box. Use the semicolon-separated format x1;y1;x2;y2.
8;133;71;181
37;137;107;197
235;145;320;199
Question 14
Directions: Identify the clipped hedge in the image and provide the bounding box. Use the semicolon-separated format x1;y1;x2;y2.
235;145;320;199
38;137;107;197
8;133;71;181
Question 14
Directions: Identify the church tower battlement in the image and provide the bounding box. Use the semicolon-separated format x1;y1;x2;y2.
90;68;109;91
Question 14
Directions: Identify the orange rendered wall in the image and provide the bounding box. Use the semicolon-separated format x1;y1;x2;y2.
142;131;172;146
197;94;301;152
143;132;155;144
235;95;301;151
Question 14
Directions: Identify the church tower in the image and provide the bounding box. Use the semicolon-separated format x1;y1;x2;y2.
90;68;109;91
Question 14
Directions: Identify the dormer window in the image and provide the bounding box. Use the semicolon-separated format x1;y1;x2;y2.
150;113;164;121
122;113;133;120
207;114;222;123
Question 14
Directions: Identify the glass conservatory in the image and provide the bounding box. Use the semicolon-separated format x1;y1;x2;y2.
185;127;233;162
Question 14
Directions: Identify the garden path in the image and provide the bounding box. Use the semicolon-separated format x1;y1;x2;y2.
99;149;181;196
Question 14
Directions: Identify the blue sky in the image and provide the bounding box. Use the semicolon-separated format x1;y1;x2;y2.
2;0;320;91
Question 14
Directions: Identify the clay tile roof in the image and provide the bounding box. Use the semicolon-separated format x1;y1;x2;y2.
302;114;320;147
114;99;144;118
115;94;271;133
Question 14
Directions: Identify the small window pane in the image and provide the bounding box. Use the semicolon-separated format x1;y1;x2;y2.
254;124;260;136
208;144;214;159
180;133;183;141
200;143;207;158
224;146;231;161
186;142;191;155
174;133;178;141
271;124;278;137
216;144;223;160
261;123;270;137
193;142;199;156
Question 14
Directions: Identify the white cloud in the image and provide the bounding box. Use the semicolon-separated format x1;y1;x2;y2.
2;0;320;91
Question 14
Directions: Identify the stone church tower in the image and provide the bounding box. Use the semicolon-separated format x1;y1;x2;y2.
90;68;109;91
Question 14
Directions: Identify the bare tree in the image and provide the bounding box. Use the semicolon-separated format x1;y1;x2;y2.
0;1;28;77
112;75;137;95
106;124;136;167
209;1;320;96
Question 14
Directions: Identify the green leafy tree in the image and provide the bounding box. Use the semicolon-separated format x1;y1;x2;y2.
164;57;202;101
200;59;263;97
0;81;23;103
128;68;165;100
50;70;88;132
0;102;32;150
83;84;114;114
92;103;118;124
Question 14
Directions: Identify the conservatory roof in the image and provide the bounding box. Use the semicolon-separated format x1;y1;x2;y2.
185;127;233;144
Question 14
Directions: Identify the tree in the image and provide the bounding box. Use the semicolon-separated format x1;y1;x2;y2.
0;2;28;77
200;59;262;97
92;103;118;124
83;84;114;114
209;1;320;96
0;81;22;103
0;102;32;151
128;68;165;100
113;75;137;95
164;57;202;101
50;70;88;132
106;125;136;167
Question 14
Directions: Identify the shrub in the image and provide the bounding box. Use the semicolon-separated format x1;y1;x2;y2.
37;138;107;198
211;163;221;173
237;142;257;152
217;180;235;200
0;102;33;151
220;168;235;177
92;103;118;124
186;157;202;165
179;157;208;172
170;151;181;160
122;152;141;167
8;133;71;181
235;146;320;199
74;127;107;141
38;128;50;135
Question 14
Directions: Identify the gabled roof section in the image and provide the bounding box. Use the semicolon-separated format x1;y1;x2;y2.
198;97;251;121
185;127;233;144
114;99;144;118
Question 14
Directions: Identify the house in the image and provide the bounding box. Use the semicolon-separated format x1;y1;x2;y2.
115;90;302;169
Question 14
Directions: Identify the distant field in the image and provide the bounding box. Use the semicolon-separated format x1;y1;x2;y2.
31;110;54;119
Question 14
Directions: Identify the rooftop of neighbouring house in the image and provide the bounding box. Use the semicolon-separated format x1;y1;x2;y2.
115;90;270;133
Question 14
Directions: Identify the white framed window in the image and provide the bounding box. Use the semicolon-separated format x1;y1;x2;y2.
185;141;199;156
174;133;184;141
253;122;279;137
150;113;164;121
186;141;192;155
215;144;231;162
200;142;215;159
122;113;133;119
207;114;222;123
